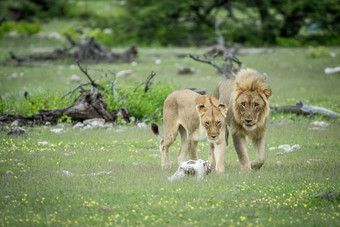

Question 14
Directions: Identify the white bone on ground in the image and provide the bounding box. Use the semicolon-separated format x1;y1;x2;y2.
168;159;210;181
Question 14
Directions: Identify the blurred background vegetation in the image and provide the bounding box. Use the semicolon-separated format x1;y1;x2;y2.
0;0;339;47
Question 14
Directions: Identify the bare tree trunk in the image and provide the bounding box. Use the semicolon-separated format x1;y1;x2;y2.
271;102;340;118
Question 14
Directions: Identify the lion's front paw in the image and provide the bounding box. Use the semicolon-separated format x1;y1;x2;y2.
251;160;264;170
162;162;172;171
239;162;251;172
241;166;251;172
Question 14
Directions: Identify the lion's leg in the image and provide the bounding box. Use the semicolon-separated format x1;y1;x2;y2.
161;123;179;171
251;137;266;170
232;134;251;171
160;139;174;171
177;126;189;163
225;126;229;146
209;143;216;169
214;141;226;173
188;140;198;160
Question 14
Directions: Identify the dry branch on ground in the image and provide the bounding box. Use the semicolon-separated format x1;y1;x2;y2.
189;49;242;79
7;36;138;65
271;102;340;118
0;63;131;126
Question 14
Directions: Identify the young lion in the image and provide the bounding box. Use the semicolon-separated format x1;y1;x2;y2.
151;89;228;173
213;69;272;171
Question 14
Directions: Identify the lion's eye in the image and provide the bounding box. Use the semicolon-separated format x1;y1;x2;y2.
205;122;210;126
240;102;246;108
254;103;259;108
216;121;221;126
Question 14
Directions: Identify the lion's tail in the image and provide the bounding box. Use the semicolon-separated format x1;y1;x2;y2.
151;123;162;141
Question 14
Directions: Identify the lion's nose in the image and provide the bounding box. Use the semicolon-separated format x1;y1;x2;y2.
245;119;252;124
211;135;216;139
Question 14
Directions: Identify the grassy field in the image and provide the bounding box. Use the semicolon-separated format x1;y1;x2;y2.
1;22;340;226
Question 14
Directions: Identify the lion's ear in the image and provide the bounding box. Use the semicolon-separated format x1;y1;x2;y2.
218;103;227;117
263;88;272;99
209;96;220;106
195;95;207;106
196;104;207;116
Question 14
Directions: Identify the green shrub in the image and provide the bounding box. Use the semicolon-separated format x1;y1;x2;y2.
275;37;302;47
306;46;330;58
61;27;80;39
103;82;176;121
84;28;117;47
0;0;69;20
60;27;116;47
15;20;41;35
0;21;16;37
1;82;176;123
0;20;41;37
57;114;72;124
0;89;75;116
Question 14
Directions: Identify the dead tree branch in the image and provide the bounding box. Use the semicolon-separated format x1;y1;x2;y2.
107;70;118;101
134;71;157;93
5;37;138;65
76;61;104;90
61;82;91;101
189;49;242;79
92;68;118;101
61;62;105;101
215;20;225;47
271;102;340;118
65;33;78;47
1;65;132;125
143;71;157;92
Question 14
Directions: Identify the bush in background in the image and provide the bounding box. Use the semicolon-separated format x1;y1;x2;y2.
1;1;339;47
0;82;176;123
103;82;176;122
0;89;74;116
0;0;69;21
306;46;331;58
0;20;41;37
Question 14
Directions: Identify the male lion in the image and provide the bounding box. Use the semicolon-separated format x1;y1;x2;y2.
151;89;228;173
213;68;272;170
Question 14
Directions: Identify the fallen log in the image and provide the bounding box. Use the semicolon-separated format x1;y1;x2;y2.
74;37;138;64
7;36;138;65
66;89;115;121
271;102;340;118
0;89;130;126
0;63;131;126
0;109;66;126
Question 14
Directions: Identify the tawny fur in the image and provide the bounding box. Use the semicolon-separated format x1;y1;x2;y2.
151;89;228;173
213;68;272;170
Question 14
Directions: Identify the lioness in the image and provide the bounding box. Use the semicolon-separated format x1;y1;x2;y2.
151;89;228;173
213;69;272;170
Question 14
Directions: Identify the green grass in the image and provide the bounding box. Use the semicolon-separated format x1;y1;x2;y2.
0;22;340;226
0;122;339;226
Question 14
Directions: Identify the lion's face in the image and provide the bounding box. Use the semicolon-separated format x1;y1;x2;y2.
196;96;227;142
200;108;225;141
233;76;272;131
236;90;266;131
